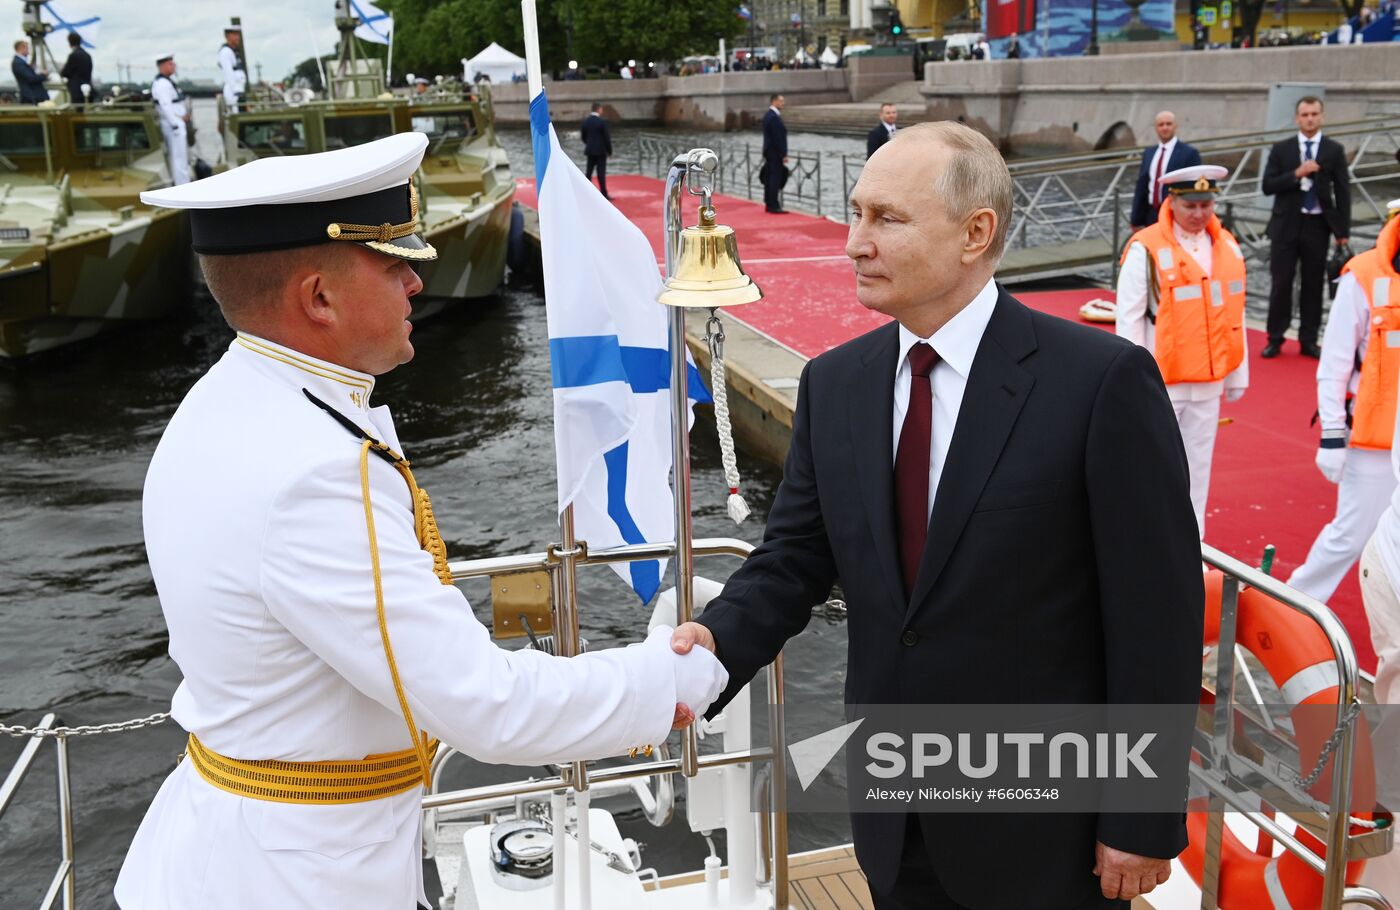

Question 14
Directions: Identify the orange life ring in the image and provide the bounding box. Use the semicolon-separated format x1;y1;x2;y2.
1180;570;1376;909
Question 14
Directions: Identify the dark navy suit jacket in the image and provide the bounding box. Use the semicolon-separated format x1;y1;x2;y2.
1130;140;1202;227
762;108;787;161
11;55;49;104
579;113;611;158
697;290;1203;906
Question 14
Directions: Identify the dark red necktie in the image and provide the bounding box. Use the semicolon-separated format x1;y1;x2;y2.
895;342;939;591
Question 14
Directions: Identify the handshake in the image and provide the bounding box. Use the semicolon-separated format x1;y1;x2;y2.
633;623;724;731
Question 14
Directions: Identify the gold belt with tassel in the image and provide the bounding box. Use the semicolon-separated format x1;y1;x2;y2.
185;390;454;804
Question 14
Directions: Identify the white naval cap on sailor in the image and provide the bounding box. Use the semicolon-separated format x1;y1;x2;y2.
1158;164;1230;200
155;53;175;64
1388;198;1400;216
140;132;436;261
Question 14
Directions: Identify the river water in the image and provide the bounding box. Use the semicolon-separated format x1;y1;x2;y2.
0;108;856;907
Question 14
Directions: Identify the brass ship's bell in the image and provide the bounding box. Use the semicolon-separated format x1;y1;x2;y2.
657;205;763;309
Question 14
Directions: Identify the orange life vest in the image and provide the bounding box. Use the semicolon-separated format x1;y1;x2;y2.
1122;203;1247;385
1342;215;1400;451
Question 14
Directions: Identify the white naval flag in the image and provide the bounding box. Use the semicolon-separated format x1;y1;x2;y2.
350;0;393;45
39;2;100;49
530;89;711;603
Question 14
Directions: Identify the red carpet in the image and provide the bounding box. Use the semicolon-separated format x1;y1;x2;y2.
517;175;1377;671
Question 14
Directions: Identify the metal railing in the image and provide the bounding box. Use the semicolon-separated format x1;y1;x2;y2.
0;714;75;910
433;535;790;906
1197;542;1394;910
632;131;825;216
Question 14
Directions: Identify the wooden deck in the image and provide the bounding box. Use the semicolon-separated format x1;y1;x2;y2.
653;844;1159;909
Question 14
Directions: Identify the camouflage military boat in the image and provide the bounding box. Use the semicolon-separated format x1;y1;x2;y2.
0;100;190;358
222;5;515;311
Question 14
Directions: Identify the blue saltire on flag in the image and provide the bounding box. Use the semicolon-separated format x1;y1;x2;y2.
39;2;99;50
350;0;393;45
530;90;712;603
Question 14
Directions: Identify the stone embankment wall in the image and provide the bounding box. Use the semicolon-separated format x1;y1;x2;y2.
489;66;875;129
923;43;1400;154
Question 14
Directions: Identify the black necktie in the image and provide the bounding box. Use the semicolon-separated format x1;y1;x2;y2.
1303;140;1319;211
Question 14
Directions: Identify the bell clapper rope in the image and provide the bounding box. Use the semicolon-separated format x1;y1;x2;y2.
705;310;749;525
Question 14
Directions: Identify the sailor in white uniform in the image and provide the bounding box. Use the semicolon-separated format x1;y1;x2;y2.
115;133;728;909
1287;206;1400;603
217;25;247;110
150;53;189;186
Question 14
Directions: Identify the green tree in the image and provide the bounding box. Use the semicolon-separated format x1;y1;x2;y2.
383;0;744;78
286;54;337;92
570;0;743;67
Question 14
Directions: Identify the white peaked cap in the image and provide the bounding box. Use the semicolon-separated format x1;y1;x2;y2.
140;133;435;261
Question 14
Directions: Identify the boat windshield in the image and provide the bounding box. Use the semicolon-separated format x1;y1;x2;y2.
237;118;308;153
324;113;394;149
409;109;478;151
73;121;153;153
0;120;46;157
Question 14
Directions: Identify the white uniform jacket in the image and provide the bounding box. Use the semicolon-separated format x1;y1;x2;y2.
217;44;246;105
1115;232;1250;401
150;75;187;133
116;333;718;909
1315;272;1368;433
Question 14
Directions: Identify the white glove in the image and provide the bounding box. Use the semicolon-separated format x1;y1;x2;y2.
1316;446;1347;484
644;625;728;718
1224;387;1246;403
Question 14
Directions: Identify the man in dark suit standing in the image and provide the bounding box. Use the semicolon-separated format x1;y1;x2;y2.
1129;111;1201;229
579;102;612;199
672;122;1202;909
1261;96;1351;359
60;32;92;107
867;102;898;157
761;93;788;214
11;40;49;104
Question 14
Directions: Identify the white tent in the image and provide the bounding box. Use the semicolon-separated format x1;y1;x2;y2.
818;46;839;67
463;41;526;84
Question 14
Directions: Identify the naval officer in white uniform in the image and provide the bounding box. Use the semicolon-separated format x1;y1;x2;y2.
115;133;728;909
150;53;189;186
217;25;247;110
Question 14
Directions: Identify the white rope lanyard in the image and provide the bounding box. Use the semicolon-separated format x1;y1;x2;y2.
705;313;749;525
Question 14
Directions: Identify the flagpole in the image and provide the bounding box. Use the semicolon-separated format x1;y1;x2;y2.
385;13;393;88
522;4;591;908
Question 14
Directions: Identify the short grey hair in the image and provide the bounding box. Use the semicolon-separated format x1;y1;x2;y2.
892;121;1013;265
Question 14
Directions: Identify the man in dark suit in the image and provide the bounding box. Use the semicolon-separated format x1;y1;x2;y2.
1261;96;1351;359
867;102;898;157
59;31;92;107
10;40;49;104
672;122;1202;909
1129;111;1201;229
579;102;612;199
761;93;788;214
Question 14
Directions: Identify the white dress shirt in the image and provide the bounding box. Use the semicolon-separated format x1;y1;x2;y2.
1147;136;1178;208
892;278;999;519
1315;272;1368;431
1115;225;1249;402
1298;130;1324;215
